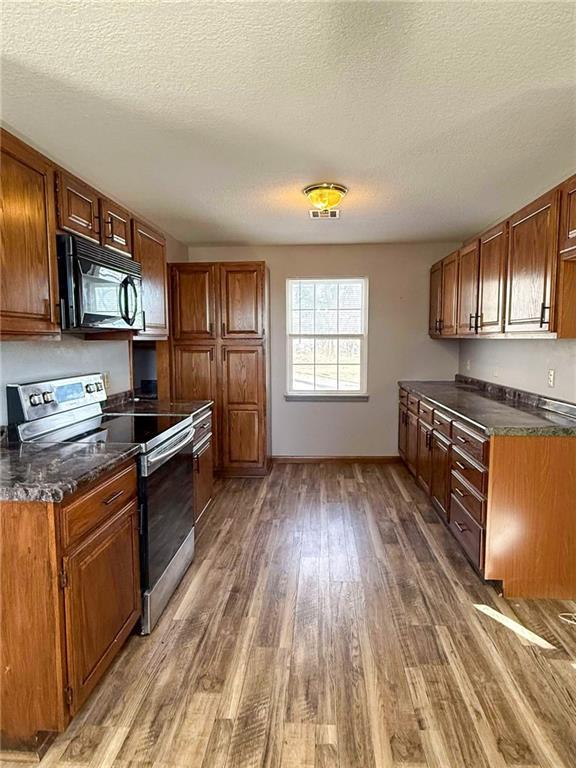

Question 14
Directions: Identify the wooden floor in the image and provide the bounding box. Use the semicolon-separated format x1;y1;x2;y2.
15;462;576;767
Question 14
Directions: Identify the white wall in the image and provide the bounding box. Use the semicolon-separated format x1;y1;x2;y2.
188;243;460;457
0;336;131;425
460;339;576;402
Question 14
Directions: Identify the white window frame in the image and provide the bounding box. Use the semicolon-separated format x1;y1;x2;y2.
286;277;369;397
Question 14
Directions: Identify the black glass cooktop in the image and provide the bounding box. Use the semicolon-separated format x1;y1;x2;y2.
34;413;192;452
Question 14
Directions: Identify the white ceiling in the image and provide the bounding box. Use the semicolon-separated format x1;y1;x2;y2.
2;1;575;246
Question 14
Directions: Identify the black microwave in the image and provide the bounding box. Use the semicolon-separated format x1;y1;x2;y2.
58;234;144;332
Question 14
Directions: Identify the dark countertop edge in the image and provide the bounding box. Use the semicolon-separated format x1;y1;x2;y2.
0;445;141;504
398;380;576;437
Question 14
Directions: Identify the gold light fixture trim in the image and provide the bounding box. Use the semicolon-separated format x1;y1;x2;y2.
303;182;348;211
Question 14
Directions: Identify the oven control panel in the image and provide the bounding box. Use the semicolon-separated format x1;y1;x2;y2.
7;374;107;424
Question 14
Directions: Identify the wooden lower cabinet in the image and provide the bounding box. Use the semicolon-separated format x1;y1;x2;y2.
398;386;576;598
0;462;140;755
417;421;432;493
194;437;214;528
398;403;408;458
430;431;451;521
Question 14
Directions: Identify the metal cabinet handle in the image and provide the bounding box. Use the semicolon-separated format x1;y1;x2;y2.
454;521;467;533
103;489;124;506
456;435;467;443
455;460;466;470
469;313;474;331
454;487;468;498
539;303;551;328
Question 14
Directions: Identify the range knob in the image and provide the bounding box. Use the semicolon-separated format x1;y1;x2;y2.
86;383;97;394
29;393;43;406
42;391;55;403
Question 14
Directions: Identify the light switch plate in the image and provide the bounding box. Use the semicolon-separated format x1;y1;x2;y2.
548;369;556;388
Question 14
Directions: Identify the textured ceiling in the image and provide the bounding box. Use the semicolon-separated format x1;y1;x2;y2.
2;1;575;245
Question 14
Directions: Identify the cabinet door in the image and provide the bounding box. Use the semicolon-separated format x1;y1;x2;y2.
440;251;459;336
477;222;507;335
1;132;59;336
505;190;560;332
417;421;432;493
429;261;443;336
63;503;140;714
172;345;217;402
398;404;408;458
405;411;418;477
220;263;265;339
100;198;132;256
194;438;214;527
171;264;216;340
56;169;100;243
456;241;480;336
431;432;450;521
221;345;266;471
133;220;168;338
559;174;576;260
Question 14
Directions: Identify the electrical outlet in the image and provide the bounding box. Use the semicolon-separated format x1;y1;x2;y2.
492;367;499;379
102;371;111;391
465;359;471;372
548;369;556;388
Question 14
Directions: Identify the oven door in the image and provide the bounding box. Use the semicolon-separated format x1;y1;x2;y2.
139;427;195;632
76;257;143;330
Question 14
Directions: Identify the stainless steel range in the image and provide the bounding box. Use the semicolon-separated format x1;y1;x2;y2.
7;374;195;634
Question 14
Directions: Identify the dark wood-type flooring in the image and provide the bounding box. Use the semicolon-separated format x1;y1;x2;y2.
11;462;576;767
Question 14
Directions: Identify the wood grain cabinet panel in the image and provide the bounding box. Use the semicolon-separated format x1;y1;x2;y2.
505;190;560;333
221;345;265;470
398;404;408;459
194;438;214;526
429;260;443;336
477;222;507;334
63;502;140;714
172;345;217;402
99;198;132;256
1;131;59;336
171;264;216;340
559;174;576;259
417;421;432;493
132;220;168;338
405;410;418;476
440;251;459;336
430;431;451;521
220;262;265;338
456;240;480;336
55;169;100;243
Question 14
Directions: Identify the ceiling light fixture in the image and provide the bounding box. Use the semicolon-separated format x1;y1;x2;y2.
303;182;348;211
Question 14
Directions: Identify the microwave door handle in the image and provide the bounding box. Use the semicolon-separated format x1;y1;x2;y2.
126;276;138;326
119;277;129;323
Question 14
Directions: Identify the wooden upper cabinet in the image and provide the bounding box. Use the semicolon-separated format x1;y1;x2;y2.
100;198;132;256
429;260;443;336
63;503;140;714
171;264;216;340
559;174;576;260
132;220;168;338
221;345;265;470
440;251;459;336
477;222;507;335
456;240;480;336
56;170;100;243
505;189;560;333
220;262;265;339
1;131;59;336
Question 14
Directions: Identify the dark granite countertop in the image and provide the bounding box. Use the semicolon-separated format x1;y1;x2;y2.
104;399;213;418
399;380;576;436
0;442;141;503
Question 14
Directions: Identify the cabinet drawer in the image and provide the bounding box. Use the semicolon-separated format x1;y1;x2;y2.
449;495;484;571
450;470;485;524
193;409;212;440
419;400;434;425
452;422;489;466
451;446;488;495
61;463;137;550
408;394;420;414
432;410;452;438
399;388;408;405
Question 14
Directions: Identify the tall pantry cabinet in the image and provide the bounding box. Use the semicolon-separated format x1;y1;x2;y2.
170;262;269;477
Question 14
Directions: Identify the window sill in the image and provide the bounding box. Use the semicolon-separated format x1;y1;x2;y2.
284;393;370;402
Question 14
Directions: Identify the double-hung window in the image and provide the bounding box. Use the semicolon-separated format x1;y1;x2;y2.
286;278;368;395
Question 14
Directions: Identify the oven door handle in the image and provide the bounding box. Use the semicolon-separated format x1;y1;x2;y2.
146;427;196;467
